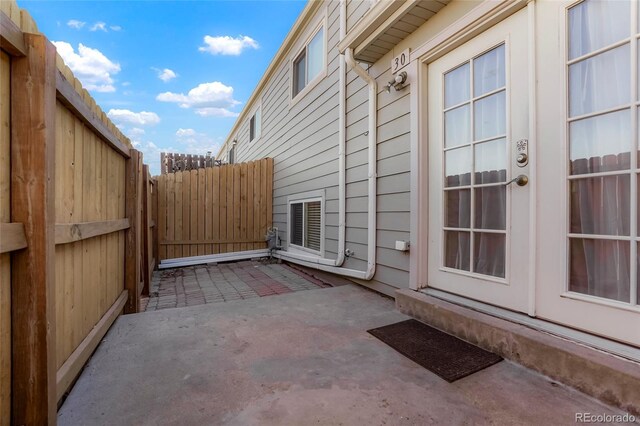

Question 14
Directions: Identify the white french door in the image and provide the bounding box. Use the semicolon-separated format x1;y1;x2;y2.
536;0;640;346
427;8;531;313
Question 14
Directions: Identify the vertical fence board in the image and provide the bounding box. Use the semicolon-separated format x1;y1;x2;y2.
158;175;166;260
72;112;84;365
190;170;198;256
205;167;213;254
232;165;240;252
174;171;183;259
219;165;227;254
152;178;159;266
10;34;57;425
247;161;255;250
198;169;206;255
240;163;248;252
226;165;234;253
167;173;175;260
141;165;150;296
124;150;141;314
0;50;11;426
182;170;191;258
212;167;220;254
253;161;264;250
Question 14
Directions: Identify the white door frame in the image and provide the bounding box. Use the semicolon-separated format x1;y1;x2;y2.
406;0;536;302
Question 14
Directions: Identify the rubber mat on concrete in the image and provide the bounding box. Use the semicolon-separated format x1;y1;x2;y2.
368;319;502;382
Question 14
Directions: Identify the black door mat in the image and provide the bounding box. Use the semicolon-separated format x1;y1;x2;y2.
368;319;502;382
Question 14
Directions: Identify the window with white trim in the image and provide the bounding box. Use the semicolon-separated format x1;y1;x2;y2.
290;199;322;252
249;107;261;142
292;26;324;98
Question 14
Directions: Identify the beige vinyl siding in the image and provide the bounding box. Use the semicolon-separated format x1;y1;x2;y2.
229;0;413;296
234;0;342;262
341;51;412;294
346;0;371;31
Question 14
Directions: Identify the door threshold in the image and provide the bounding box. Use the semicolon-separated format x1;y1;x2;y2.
422;288;640;363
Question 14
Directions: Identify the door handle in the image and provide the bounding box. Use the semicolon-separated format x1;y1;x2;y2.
504;174;528;187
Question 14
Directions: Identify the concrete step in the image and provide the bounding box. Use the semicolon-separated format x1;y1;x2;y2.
396;288;640;417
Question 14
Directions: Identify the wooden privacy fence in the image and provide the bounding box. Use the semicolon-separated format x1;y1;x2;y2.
1;3;155;424
157;158;273;260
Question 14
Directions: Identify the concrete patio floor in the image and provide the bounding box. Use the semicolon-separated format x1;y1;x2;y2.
59;284;630;425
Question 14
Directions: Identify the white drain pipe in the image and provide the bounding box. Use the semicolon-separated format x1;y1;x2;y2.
272;0;347;269
274;1;378;280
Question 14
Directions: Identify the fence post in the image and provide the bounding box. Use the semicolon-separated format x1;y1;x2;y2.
124;149;141;313
10;33;57;425
152;177;159;269
141;164;150;296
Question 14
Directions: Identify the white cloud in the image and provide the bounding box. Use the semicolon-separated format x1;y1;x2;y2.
53;41;120;93
128;128;146;137
176;128;196;137
90;22;108;32
107;109;160;126
173;129;222;157
199;35;258;56
195;107;240;118
110;25;122;31
67;19;85;29
156;82;240;117
122;81;131;87
155;68;177;83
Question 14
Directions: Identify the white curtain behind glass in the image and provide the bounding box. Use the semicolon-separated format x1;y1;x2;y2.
567;0;633;303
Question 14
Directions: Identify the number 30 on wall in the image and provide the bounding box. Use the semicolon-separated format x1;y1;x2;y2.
392;48;410;74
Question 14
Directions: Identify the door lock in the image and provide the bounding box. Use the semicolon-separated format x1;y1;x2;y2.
516;153;528;164
504;174;529;187
515;139;529;167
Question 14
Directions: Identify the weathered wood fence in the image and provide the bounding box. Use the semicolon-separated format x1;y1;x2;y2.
1;3;156;424
160;151;222;174
157;159;273;260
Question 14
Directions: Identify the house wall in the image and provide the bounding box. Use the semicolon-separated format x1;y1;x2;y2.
226;0;482;296
346;0;370;31
232;0;342;260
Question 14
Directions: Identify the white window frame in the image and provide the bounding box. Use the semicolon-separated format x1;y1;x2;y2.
290;14;328;106
249;104;261;143
286;190;325;256
228;143;236;164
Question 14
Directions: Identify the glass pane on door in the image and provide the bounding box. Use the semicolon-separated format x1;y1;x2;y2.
442;44;508;278
566;0;638;305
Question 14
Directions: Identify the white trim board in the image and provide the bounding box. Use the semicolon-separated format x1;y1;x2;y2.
159;249;270;269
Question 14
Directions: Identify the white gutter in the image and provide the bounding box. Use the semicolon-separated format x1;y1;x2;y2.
274;4;378;281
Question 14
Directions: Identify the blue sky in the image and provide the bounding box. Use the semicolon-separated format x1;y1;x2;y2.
17;0;307;174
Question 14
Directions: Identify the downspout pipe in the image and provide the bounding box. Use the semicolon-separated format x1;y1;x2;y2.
271;0;347;268
275;43;378;281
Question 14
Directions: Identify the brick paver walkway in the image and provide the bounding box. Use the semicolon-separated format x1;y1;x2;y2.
142;260;331;312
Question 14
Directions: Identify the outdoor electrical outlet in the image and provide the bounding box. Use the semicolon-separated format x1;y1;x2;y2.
395;241;410;252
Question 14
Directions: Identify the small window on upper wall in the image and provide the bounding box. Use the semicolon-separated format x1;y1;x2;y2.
292;26;324;98
249;107;261;142
228;146;235;164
